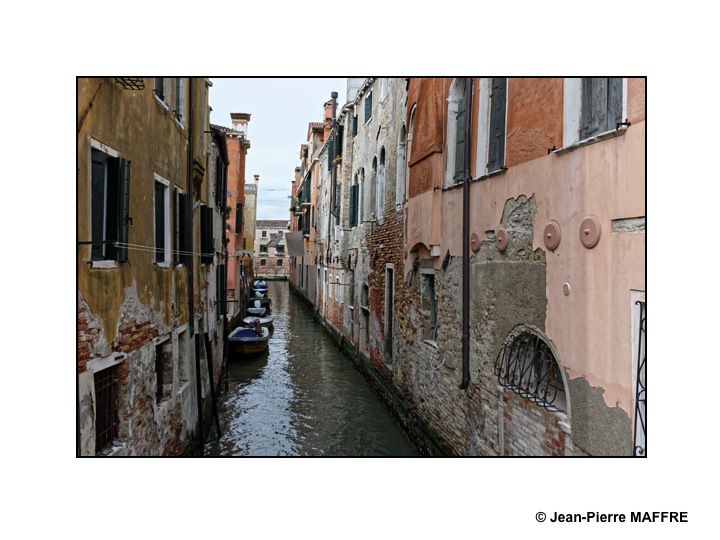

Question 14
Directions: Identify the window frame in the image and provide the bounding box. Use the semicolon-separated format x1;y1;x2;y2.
153;174;172;267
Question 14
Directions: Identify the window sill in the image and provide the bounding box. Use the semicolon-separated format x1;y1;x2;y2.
423;339;438;349
554;126;628;156
154;94;170;111
155;262;172;269
89;260;120;269
443;167;507;192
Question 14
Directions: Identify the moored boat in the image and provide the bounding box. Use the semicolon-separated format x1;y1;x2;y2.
247;306;268;317
228;325;270;355
243;314;274;329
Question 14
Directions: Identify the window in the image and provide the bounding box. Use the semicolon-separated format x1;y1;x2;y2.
90;147;130;262
200;205;213;264
352;114;358;137
154;177;170;265
494;327;567;413
276;259;283;266
487;78;507;173
420;272;437;341
359;168;365;223
377;147;386;220
94;365;119;454
580;78;623;140
260;244;268;253
364;91;373;123
235;203;243;232
349;173;359;227
348;270;355;305
260;259;267;266
155;339;173;404
262;230;267;238
216;265;226;321
396;125;406;208
173;188;188;266
276;245;285;253
154;78;165;102
173;78;186;124
361;283;369;308
445;78;467;186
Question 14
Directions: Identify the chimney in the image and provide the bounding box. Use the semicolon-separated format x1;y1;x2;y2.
254;174;260;186
230;112;251;135
323;94;337;141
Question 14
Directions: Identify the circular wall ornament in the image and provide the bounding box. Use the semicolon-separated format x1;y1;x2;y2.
543;220;561;251
470;230;481;253
496;228;509;252
580;215;602;249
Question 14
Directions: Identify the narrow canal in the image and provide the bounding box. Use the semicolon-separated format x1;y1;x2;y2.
206;281;419;456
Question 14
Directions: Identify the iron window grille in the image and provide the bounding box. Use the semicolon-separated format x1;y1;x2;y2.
495;327;567;413
94;365;120;453
633;300;646;456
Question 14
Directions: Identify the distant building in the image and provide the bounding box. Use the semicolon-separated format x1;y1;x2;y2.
243;174;260;254
254;220;290;278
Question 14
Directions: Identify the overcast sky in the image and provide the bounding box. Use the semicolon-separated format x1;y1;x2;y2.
209;78;347;220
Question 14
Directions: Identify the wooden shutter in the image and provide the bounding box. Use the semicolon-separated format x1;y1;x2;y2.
116;159;130;262
155;182;165;263
349;184;357;227
90;149;106;261
215;156;222;208
454;80;466;181
201;206;214;265
235;203;242;232
178;192;188;265
607;77;623;131
105;157;121;261
487;77;507;173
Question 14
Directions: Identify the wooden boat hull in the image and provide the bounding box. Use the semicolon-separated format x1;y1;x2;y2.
228;326;270;356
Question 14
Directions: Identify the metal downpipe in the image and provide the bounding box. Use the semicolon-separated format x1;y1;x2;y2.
460;77;473;390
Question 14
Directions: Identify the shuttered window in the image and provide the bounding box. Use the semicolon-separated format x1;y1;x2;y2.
178;192;188;265
91;149;130;262
154;78;165;101
487;77;507;174
364;91;373;123
454;79;467;181
352;115;358;137
580;78;623;140
154;181;165;263
349;184;357;227
235;203;242;232
214;156;223;208
216;264;226;321
200;205;214;265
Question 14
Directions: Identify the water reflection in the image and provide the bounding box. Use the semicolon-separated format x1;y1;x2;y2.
206;282;418;456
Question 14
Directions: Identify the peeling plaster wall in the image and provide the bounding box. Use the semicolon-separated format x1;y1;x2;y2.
77;78;221;456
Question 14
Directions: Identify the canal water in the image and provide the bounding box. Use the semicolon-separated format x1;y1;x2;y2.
206;281;419;456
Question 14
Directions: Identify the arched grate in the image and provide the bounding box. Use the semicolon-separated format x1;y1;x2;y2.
495;327;567;413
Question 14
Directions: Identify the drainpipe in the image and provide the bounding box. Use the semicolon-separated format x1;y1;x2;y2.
460;77;473;390
186;78;204;452
326;92;338;308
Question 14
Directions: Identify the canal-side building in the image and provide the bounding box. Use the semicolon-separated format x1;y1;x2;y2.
290;77;646;457
216;112;253;318
290;123;325;303
254;220;290;278
77;77;228;456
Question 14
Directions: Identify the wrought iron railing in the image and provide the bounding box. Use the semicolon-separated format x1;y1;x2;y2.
633;300;646;456
495;327;566;413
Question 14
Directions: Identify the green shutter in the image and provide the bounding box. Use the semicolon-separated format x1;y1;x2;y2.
178;193;188;265
155;182;165;263
349;185;356;227
608;77;623;131
200;206;213;265
90;150;106;261
487;77;507;173
365;92;372;122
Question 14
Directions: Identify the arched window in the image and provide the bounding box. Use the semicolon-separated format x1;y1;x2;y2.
370;156;378;219
495;326;568;413
396;124;406;209
377;147;386;221
445;78;467;187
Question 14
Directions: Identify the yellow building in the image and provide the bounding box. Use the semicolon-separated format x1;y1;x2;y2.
77;77;227;456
